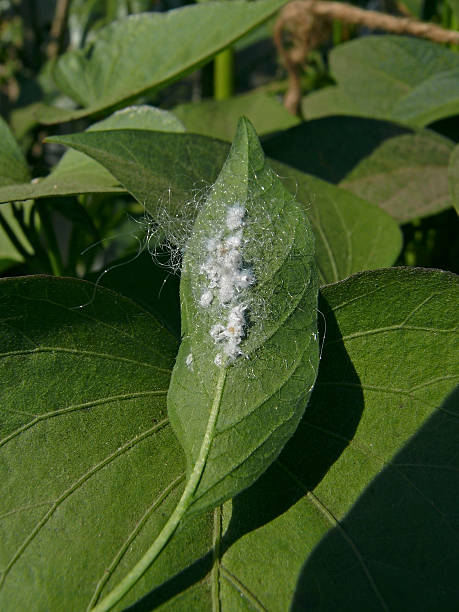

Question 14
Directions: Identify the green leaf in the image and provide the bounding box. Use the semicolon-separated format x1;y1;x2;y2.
172;91;300;141
217;267;459;610
87;252;181;338
0;106;184;204
0;276;209;611
448;143;459;215
50;105;185;189
45;129;402;284
0;116;30;187
264;116;455;222
3;268;457;610
167;117;319;516
303;36;459;127
35;0;285;124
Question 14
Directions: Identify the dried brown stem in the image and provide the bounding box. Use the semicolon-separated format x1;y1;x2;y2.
275;0;459;115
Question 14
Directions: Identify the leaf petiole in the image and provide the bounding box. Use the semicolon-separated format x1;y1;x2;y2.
90;366;227;612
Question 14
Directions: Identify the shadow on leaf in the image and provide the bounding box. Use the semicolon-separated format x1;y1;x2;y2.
222;290;364;547
263;116;411;184
292;385;459;611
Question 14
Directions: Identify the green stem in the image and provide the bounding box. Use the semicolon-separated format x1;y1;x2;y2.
214;47;234;100
36;201;63;276
90;367;228;612
0;206;31;261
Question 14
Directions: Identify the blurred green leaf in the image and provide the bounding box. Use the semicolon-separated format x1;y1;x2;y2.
303;36;459;128
173;91;299;141
0;116;30;187
35;0;285;124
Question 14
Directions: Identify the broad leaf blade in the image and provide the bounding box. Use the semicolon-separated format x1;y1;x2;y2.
167;117;319;516
0;276;211;611
45;130;402;284
35;0;285;124
2;268;457;609
217;267;459;610
303;36;459;127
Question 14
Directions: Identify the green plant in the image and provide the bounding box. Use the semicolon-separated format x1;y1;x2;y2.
0;1;458;610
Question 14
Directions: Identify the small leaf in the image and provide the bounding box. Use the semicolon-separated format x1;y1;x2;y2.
303;36;459;127
173;91;300;141
35;0;285;124
45;129;402;284
167;117;319;516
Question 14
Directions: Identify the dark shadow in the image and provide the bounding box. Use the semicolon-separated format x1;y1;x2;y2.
292;385;459;611
221;290;365;548
262;116;411;184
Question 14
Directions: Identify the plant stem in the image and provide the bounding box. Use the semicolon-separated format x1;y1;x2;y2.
214;48;234;100
36;201;63;276
90;367;228;612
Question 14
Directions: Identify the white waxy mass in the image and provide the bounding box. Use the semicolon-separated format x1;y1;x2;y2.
197;204;255;364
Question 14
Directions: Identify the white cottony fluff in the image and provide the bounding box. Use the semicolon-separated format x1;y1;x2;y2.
186;353;193;370
198;204;255;365
226;205;245;230
199;290;213;308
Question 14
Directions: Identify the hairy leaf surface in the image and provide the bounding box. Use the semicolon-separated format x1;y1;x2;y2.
44;130;401;284
167;117;319;516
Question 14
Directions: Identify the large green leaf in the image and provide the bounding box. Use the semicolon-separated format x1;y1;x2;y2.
0;106;184;204
2;268;457;610
303;36;459;128
264;117;454;222
217;267;459;610
35;0;285;124
448;143;459;215
45;129;402;285
0;276;209;612
167;117;319;517
172;91;299;141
